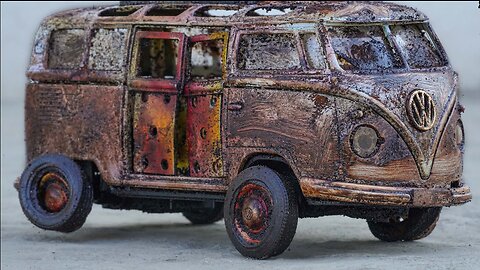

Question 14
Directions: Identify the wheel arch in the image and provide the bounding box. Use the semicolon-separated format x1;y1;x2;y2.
238;153;307;215
74;159;105;201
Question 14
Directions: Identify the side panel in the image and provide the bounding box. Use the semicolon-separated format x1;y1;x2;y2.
225;88;339;180
25;83;124;184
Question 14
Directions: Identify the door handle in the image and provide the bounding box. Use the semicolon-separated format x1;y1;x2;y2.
227;102;243;111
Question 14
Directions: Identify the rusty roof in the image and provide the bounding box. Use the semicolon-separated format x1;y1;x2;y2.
42;1;428;28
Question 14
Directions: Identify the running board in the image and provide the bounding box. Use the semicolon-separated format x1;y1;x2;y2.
109;186;226;202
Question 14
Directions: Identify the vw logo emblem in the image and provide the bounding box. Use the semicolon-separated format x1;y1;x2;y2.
407;90;436;131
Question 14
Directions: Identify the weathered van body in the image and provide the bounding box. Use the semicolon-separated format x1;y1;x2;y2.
18;1;471;259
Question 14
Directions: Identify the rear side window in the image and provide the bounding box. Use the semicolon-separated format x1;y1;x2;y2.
48;29;86;69
238;33;300;70
88;28;128;71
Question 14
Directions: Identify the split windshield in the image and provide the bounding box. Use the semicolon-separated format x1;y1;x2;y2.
327;23;447;72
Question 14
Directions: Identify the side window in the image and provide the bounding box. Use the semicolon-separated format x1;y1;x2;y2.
88;28;128;71
189;38;224;80
136;38;179;79
300;33;326;70
238;33;300;70
48;29;86;69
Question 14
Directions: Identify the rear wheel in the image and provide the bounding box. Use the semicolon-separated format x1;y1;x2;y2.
18;154;93;233
367;207;442;242
224;166;298;259
183;203;223;225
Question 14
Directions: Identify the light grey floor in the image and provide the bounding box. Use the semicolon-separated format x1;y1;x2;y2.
1;97;479;270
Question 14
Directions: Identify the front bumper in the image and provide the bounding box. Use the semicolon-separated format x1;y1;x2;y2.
300;178;472;207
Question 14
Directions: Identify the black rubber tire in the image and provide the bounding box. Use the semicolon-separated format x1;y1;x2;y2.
367;207;442;242
224;166;298;259
18;154;93;233
183;203;224;225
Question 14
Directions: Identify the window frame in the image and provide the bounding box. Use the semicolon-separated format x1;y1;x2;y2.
325;24;404;72
187;32;228;81
184;32;228;96
86;26;131;83
233;29;308;76
389;22;448;70
322;22;451;75
297;30;329;74
45;28;87;71
128;30;186;94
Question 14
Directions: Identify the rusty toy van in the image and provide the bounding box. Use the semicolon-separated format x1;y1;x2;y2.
17;1;471;259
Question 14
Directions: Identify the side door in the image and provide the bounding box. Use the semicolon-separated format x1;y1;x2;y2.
129;31;185;175
184;33;228;178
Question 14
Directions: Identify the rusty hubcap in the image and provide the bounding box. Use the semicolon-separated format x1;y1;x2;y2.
38;172;69;213
241;197;266;231
234;182;272;245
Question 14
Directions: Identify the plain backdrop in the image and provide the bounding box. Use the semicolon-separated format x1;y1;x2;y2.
1;1;479;103
1;3;479;269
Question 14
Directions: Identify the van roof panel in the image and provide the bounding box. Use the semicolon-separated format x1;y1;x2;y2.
42;1;428;29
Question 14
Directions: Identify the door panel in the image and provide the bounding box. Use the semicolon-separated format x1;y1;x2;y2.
133;93;177;175
187;94;223;177
129;31;185;175
129;30;227;178
184;33;228;178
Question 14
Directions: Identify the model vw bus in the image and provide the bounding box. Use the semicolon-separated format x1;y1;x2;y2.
17;1;471;259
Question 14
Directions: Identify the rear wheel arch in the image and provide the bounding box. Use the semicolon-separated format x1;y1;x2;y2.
74;160;104;201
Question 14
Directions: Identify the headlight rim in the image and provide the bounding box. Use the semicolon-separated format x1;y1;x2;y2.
350;124;382;159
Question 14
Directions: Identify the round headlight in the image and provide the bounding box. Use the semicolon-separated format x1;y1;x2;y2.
351;125;380;158
455;120;464;148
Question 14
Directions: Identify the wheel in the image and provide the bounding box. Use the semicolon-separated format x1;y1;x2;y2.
367;207;442;242
18;154;93;233
183;203;224;225
224;166;298;259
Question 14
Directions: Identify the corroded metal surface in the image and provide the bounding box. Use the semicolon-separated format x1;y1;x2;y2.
133;93;177;175
25;84;124;185
187;94;223;177
23;1;470;208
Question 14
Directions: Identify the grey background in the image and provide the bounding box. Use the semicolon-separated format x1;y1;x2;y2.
1;2;479;270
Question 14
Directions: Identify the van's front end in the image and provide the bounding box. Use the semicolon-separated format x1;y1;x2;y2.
301;7;471;209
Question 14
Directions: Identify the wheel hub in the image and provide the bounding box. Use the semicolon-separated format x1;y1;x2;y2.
241;197;266;231
39;172;69;213
233;182;272;245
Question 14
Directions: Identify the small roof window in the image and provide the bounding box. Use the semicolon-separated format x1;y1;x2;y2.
98;6;140;17
145;6;190;16
194;6;240;17
246;7;296;17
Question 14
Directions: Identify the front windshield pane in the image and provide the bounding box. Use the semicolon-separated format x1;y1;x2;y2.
327;25;402;71
391;24;446;69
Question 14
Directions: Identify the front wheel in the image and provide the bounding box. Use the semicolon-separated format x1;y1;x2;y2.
18;154;93;233
224;166;298;259
367;207;442;242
